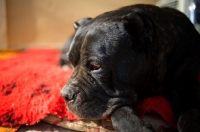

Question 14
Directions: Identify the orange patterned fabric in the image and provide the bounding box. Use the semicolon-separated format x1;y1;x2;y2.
0;125;20;132
43;115;115;132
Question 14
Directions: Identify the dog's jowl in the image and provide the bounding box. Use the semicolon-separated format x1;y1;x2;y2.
61;4;200;132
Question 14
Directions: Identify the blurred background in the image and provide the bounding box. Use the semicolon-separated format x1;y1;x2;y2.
0;0;199;50
0;0;157;49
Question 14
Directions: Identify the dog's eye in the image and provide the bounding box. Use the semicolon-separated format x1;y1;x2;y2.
90;62;101;71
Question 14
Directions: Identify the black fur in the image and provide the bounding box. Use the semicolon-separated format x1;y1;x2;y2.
61;4;200;132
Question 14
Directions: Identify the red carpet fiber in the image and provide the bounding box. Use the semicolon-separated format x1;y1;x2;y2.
0;49;79;126
1;49;197;129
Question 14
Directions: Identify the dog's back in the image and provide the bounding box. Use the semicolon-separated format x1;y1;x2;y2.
160;7;200;117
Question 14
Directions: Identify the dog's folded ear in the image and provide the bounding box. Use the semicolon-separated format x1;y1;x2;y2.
74;17;92;30
122;12;154;52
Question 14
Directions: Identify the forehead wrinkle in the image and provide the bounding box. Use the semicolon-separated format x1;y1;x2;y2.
80;27;107;59
79;21;129;62
68;27;89;65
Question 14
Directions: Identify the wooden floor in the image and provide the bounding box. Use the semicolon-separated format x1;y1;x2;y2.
0;50;21;60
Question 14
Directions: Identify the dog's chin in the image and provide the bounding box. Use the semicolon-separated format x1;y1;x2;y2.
66;96;131;120
66;98;107;119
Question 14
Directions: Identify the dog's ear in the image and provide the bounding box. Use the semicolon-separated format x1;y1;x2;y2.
74;17;92;30
122;12;153;52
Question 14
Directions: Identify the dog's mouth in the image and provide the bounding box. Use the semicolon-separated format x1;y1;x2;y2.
65;89;132;120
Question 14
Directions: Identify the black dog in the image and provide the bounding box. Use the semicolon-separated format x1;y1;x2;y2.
61;4;200;132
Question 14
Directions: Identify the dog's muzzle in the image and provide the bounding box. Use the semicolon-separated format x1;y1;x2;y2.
60;86;77;102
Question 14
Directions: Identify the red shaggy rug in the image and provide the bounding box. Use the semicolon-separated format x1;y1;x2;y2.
0;49;79;126
1;48;196;129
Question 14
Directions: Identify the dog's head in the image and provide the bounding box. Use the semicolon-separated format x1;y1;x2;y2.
61;5;172;120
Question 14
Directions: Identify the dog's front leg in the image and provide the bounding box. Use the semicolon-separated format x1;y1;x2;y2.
177;109;200;132
111;106;155;132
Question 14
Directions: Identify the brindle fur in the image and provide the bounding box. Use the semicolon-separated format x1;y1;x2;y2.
61;4;200;132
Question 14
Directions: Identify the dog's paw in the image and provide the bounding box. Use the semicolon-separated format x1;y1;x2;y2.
178;109;200;132
111;106;155;132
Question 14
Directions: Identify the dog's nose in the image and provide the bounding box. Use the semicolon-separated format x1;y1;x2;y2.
60;86;76;101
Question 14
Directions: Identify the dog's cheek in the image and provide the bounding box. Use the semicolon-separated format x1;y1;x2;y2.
116;53;148;85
